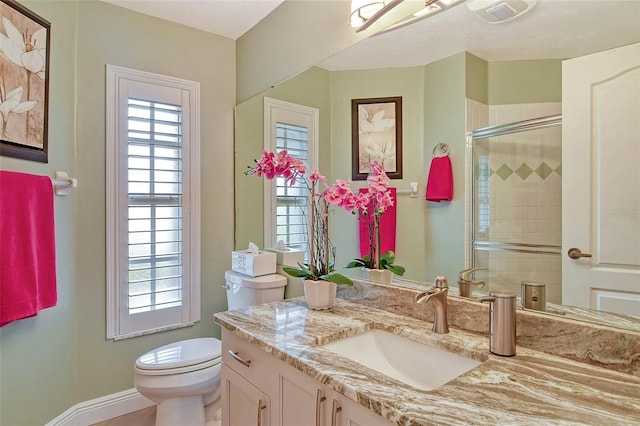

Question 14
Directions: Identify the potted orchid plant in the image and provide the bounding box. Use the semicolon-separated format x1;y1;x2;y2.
324;161;405;281
246;150;352;309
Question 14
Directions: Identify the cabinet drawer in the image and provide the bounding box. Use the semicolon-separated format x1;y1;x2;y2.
221;328;280;394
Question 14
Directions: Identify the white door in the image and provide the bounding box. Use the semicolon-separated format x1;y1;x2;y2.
562;42;640;316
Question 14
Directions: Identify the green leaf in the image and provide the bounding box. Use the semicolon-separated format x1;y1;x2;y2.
379;250;396;264
282;266;311;278
321;272;353;286
386;264;405;276
359;255;374;269
345;259;366;268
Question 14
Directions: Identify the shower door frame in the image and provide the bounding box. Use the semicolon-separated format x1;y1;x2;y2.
469;114;563;269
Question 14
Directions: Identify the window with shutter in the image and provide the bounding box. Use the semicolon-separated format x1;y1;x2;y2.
263;98;319;257
127;99;183;315
106;65;201;340
275;123;309;253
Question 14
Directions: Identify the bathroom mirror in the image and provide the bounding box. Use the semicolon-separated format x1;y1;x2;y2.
234;1;640;330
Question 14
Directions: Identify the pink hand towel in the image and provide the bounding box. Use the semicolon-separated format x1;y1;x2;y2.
0;171;57;327
359;187;397;258
426;156;453;202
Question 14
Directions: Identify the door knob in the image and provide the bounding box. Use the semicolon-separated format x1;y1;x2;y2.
568;248;592;259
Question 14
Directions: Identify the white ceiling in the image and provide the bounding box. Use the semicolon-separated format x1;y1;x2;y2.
319;0;640;71
101;0;640;70
101;0;285;40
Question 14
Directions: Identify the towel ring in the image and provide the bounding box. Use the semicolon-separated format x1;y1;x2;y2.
432;142;450;157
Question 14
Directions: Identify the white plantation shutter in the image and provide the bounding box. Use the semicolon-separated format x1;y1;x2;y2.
275;123;309;253
264;98;319;255
127;99;183;314
107;65;201;340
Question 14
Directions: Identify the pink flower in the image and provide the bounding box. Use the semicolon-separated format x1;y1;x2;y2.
247;150;308;186
354;193;370;213
369;160;386;176
309;170;327;186
375;191;394;214
324;180;361;211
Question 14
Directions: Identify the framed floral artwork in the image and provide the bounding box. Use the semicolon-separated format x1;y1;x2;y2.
0;0;50;163
351;96;402;180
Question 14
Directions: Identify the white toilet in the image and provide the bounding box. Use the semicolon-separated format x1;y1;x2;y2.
134;272;287;426
134;338;223;426
224;270;287;310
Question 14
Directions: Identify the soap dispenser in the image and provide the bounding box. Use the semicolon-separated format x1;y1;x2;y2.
479;291;517;356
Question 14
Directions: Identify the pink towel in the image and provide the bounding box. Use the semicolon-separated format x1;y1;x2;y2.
359;187;397;258
426;156;453;202
0;171;57;327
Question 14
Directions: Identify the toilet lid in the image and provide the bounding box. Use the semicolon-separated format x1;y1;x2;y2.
135;338;222;371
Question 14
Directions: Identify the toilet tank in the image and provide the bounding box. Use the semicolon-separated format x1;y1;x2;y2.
224;270;287;310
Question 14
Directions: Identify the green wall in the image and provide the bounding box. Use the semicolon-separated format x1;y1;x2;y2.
420;53;468;282
329;66;428;280
465;52;489;104
488;59;562;104
0;2;77;423
0;1;235;424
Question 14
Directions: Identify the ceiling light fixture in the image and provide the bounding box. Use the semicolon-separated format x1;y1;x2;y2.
349;0;404;32
377;0;465;34
413;0;441;18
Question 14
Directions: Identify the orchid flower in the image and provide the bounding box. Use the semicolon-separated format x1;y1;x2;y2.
246;150;353;286
309;170;327;186
342;161;404;276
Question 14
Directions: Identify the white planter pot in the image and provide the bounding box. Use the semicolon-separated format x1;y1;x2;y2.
303;279;337;310
365;268;393;283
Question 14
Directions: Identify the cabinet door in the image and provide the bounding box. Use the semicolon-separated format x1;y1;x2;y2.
278;361;391;426
222;364;270;426
339;397;392;426
279;366;328;426
327;390;392;426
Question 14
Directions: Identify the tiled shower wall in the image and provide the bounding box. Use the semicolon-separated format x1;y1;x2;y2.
465;100;563;303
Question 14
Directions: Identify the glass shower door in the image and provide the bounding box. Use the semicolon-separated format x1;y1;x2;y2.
471;115;563;304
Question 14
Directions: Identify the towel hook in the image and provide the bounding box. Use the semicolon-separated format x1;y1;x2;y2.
432;142;450;158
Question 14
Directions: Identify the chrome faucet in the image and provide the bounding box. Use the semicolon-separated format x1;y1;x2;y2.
457;267;487;298
415;276;449;334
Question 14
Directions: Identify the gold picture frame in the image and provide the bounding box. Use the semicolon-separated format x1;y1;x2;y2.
351;96;402;180
0;0;51;163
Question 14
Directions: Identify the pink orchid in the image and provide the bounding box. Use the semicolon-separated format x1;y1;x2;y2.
248;149;307;186
309;170;327;186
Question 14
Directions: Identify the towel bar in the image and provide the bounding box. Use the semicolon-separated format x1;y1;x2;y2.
432;142;450;157
396;182;419;197
51;171;77;196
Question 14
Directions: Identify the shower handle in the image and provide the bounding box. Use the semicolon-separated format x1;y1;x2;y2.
568;248;592;259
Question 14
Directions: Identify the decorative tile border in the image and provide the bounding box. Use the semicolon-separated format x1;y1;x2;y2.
490;162;561;180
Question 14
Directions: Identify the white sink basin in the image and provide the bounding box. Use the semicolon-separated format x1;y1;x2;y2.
321;329;482;391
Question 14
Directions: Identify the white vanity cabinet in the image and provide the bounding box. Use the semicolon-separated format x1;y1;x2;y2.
221;328;391;426
222;365;271;426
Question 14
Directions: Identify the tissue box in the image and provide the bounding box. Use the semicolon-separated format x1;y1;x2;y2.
232;250;276;277
264;247;305;267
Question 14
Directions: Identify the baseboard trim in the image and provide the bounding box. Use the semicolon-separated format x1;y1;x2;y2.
46;388;155;426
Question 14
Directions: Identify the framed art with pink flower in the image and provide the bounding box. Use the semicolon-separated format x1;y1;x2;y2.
0;0;50;163
351;96;402;180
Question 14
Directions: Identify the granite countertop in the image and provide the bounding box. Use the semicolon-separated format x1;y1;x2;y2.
214;298;640;425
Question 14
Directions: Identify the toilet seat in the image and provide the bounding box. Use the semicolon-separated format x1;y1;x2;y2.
135;338;222;376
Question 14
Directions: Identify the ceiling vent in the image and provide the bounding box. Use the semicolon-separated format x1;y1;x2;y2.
466;0;537;24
